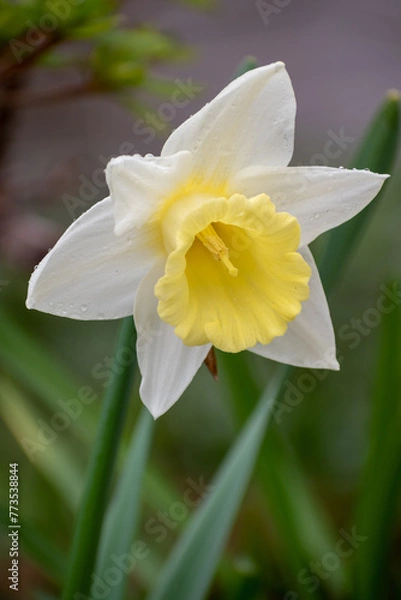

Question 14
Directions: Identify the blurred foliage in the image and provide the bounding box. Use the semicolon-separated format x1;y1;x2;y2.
0;0;192;113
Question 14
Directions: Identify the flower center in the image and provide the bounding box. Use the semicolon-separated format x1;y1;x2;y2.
196;224;238;277
155;192;311;353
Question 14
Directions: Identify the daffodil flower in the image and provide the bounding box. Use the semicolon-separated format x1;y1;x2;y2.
26;62;388;418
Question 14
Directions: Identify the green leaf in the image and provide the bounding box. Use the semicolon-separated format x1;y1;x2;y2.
146;373;283;600
69;16;119;39
0;376;83;509
221;357;345;599
91;28;185;89
20;518;66;584
231;56;258;80
354;289;401;600
62;317;137;600
0;308;96;444
318;91;400;293
94;408;154;600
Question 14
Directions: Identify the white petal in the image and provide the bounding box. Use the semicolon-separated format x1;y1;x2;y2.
232;166;389;246
106;150;193;235
161;62;295;184
249;247;339;370
26;197;163;320
134;260;211;418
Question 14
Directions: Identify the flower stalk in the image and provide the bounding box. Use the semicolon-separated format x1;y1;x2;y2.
61;317;137;600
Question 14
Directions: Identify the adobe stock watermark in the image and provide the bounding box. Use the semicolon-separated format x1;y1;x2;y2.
309;128;356;166
273;282;401;424
20;321;161;462
283;526;367;598
62;78;204;221
255;0;295;26
74;476;214;600
9;0;85;64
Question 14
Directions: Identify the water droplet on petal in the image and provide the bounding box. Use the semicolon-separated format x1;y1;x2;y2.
97;312;105;319
80;304;88;313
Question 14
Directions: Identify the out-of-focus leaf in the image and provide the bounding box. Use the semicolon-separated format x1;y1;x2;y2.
20;520;66;584
146;373;282;600
0;505;65;584
91;29;185;89
94;408;154;600
33;593;59;600
221;355;345;599
354;293;401;600
318;91;400;293
69;16;119;39
231;55;258;80
0;308;96;442
0;377;83;508
144;465;182;512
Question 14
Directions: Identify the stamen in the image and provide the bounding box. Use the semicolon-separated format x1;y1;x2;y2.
196;224;238;277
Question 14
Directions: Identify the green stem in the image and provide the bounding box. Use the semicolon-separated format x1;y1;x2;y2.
62;317;137;600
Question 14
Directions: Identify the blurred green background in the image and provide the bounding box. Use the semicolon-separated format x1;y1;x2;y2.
0;1;401;599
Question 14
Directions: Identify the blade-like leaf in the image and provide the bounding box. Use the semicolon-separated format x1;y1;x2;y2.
354;289;401;600
0;308;96;441
94;408;154;600
62;317;137;600
0;376;83;508
221;355;343;599
318;91;400;293
146;372;283;600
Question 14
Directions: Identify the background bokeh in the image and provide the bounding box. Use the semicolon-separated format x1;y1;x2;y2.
1;1;400;599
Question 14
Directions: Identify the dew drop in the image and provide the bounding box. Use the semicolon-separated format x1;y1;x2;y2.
80;304;88;313
97;312;105;319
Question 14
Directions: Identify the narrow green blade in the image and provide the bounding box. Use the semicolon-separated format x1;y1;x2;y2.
221;355;342;598
62;318;137;600
0;308;95;442
318;91;400;293
146;374;283;600
0;376;83;508
94;408;154;600
354;288;401;600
